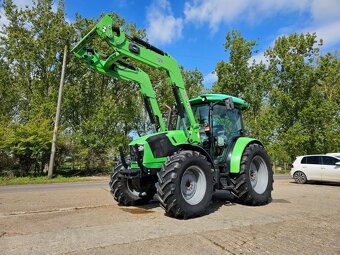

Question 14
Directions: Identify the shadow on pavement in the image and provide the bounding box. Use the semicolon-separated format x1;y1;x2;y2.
290;181;340;187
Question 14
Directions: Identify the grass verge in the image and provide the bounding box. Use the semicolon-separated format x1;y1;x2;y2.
0;176;108;186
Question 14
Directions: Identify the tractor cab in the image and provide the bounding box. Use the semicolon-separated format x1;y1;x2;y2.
177;94;249;163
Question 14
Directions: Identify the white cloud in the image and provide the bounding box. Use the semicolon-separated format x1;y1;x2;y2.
184;0;309;31
11;0;34;8
0;0;62;29
183;0;340;50
146;0;183;44
0;8;9;27
184;0;247;32
248;52;268;65
203;72;217;86
269;19;340;51
311;0;340;22
303;20;340;48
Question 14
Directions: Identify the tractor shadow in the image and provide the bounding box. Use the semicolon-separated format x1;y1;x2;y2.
125;191;237;218
206;190;237;215
118;200;159;215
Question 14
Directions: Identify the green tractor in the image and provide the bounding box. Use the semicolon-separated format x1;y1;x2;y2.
72;14;273;218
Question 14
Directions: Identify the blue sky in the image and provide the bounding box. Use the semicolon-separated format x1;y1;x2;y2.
1;0;340;87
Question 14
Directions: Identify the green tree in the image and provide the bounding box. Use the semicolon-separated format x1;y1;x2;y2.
265;33;321;131
265;33;339;160
213;30;275;147
0;116;52;175
214;30;340;165
213;30;256;97
182;67;204;98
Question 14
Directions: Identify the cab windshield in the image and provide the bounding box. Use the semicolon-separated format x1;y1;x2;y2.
176;103;244;144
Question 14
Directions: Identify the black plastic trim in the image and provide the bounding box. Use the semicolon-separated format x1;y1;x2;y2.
129;43;140;54
119;146;128;169
116;60;136;70
143;96;155;124
131;36;166;56
112;26;120;36
146;134;177;158
172;85;185;118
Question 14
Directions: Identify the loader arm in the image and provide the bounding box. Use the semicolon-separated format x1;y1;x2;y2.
71;14;200;144
79;53;166;131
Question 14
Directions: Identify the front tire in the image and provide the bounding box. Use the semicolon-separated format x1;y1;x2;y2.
155;150;213;219
109;164;156;206
233;143;273;205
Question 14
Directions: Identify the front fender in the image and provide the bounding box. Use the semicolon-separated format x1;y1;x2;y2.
230;137;263;173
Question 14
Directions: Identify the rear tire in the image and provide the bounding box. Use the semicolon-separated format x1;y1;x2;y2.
109;164;156;206
233;143;273;205
293;171;307;184
155;150;213;219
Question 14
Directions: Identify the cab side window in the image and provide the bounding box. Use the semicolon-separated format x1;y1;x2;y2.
212;105;242;144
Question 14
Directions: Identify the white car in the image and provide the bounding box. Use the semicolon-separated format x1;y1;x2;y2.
327;152;340;158
290;154;340;184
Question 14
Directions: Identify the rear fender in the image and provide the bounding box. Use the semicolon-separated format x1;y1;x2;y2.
230;138;263;173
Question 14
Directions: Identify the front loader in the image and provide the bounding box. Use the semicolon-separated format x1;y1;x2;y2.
72;14;273;219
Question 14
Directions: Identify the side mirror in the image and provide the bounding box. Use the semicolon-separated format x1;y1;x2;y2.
225;97;234;110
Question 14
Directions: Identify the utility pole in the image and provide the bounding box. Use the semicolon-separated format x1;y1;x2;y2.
48;45;67;179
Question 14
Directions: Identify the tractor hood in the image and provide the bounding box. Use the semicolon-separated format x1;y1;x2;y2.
128;130;188;169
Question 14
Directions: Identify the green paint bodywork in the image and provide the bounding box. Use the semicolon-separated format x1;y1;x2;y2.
72;14;264;176
230;137;259;173
129;130;188;169
71;14;199;143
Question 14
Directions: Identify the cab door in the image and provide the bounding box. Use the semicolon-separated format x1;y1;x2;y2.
321;156;340;182
211;105;243;163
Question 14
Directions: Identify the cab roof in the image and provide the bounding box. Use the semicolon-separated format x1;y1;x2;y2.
189;94;249;109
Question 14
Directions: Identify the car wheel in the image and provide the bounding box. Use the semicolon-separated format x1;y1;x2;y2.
293;171;307;184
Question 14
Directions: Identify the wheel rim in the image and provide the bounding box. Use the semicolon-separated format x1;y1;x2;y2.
294;172;306;183
180;166;207;205
249;156;269;194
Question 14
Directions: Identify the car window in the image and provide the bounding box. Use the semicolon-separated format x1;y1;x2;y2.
301;157;307;164
306;156;321;164
322;156;340;165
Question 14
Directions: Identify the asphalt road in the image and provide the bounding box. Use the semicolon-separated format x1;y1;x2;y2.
1;175;340;255
0;181;108;193
0;174;291;193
